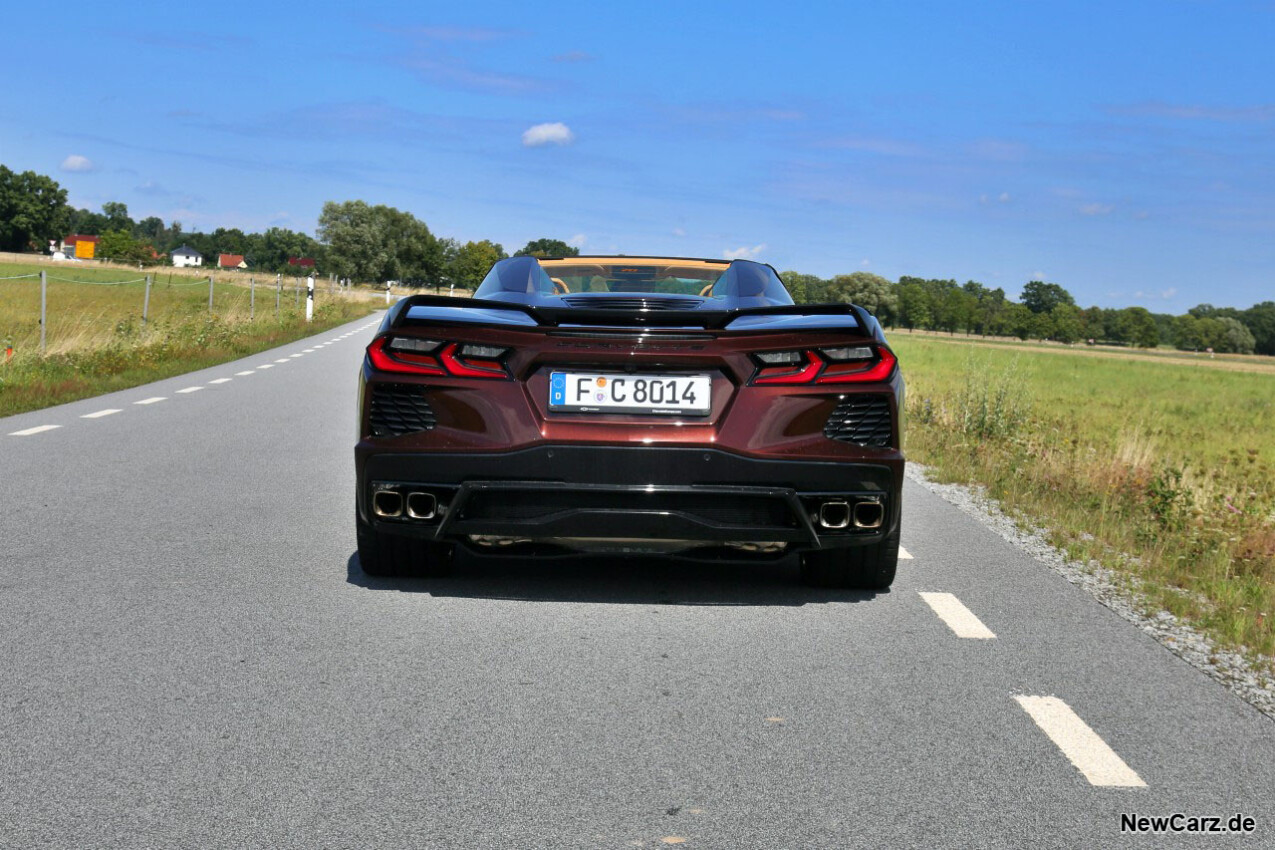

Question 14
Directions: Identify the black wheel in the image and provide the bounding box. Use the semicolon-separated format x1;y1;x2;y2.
356;509;454;577
799;526;899;589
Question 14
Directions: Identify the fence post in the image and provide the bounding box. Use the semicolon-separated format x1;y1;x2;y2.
143;275;152;326
294;280;299;308
40;270;47;353
250;277;255;320
208;275;214;312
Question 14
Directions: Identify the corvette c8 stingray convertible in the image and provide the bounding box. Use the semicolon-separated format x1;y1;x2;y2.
355;255;904;588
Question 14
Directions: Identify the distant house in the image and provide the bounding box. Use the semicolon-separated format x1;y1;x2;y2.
61;234;100;259
171;245;204;268
218;253;247;270
288;256;316;270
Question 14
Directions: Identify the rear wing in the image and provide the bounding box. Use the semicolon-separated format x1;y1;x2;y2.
382;294;879;336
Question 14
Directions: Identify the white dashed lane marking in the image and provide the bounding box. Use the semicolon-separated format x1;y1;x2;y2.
274;358;290;364
289;353;303;358
176;387;203;394
208;378;232;384
899;546;913;559
258;364;274;369
1014;696;1146;787
81;409;121;419
9;425;61;436
235;370;255;376
919;592;997;639
134;397;166;405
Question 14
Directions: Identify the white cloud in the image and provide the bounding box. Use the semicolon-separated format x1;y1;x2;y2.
522;122;574;147
1031;270;1047;281
860;259;871;268
60;154;95;172
1080;202;1114;216
672;227;686;237
998;192;1011;203
1161;287;1178;299
723;243;766;260
567;233;586;247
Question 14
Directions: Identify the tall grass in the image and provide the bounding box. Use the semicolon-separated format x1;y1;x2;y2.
0;263;376;417
896;335;1275;673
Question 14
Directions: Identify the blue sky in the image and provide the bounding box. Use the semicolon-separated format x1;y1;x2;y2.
3;0;1273;310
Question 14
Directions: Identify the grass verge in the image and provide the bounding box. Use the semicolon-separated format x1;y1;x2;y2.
894;334;1275;675
1;263;377;417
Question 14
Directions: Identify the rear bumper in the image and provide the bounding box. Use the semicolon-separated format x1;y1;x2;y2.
356;445;902;552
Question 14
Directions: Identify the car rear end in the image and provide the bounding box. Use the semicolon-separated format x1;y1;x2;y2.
355;256;904;587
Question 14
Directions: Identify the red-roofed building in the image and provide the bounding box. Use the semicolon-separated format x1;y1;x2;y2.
218;253;247;269
288;256;316;269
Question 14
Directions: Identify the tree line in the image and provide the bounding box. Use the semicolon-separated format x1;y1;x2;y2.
781;271;1274;355
2;164;1271;354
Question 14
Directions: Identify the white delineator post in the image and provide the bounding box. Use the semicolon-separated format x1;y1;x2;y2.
306;274;314;322
386;281;392;305
40;270;47;353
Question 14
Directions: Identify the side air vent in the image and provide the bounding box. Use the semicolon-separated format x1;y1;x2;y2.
369;383;437;437
824;395;893;448
561;296;705;311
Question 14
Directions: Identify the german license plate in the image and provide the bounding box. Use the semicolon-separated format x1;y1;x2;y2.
549;372;711;415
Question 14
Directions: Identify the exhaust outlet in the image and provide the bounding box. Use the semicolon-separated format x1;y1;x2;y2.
818;501;851;529
372;489;404;518
852;500;884;529
406;491;437;520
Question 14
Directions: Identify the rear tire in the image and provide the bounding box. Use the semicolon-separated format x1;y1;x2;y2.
356;510;454;577
800;526;899;589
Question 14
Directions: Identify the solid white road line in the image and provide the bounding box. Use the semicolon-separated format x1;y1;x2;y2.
208;378;232;384
235;370;256;376
176;387;203;394
81;409;122;419
899;546;913;559
9;425;61;436
1014;696;1146;787
919;592;997;639
134;397;166;405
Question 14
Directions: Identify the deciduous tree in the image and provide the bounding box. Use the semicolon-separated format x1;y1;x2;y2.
0;165;69;251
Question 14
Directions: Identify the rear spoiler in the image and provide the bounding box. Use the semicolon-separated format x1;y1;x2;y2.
382;294;873;334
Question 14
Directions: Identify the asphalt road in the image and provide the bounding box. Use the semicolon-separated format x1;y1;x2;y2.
2;313;1273;849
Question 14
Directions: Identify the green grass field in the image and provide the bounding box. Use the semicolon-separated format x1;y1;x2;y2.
893;333;1275;673
0;260;378;417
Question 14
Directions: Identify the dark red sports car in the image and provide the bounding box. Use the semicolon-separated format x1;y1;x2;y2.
355;255;904;588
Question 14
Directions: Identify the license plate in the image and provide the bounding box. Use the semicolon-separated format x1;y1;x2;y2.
549;372;711;415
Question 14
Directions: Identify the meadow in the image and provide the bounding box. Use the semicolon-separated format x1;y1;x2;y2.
0;260;378;417
893;332;1275;674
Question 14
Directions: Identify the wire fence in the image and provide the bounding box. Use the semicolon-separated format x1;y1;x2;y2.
1;270;326;356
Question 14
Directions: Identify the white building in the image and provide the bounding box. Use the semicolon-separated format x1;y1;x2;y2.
171;245;204;268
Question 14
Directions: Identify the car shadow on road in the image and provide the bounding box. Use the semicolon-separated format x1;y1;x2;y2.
344;551;885;606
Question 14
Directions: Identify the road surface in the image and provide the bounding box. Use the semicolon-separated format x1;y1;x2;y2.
2;314;1272;848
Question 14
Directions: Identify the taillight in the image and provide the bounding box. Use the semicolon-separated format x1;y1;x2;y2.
368;337;510;379
750;346;895;385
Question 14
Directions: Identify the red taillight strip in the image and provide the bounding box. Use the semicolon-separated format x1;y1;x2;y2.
367;337;509;379
753;350;825;384
438;343;507;378
818;348;897;383
367;337;445;374
749;347;897;385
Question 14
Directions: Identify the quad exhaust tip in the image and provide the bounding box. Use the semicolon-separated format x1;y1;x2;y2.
852;500;884;529
373;489;404;518
406;491;437;520
818;501;851;530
